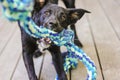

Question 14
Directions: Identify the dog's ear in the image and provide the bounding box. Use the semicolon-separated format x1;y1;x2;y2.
67;9;90;24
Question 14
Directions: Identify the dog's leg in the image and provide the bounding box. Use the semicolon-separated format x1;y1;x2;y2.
63;0;83;47
48;45;67;80
20;27;38;80
70;25;83;47
22;42;38;80
22;51;38;80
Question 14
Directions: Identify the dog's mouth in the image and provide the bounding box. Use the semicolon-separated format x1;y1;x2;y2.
38;22;65;47
42;23;64;33
37;37;52;52
37;38;51;45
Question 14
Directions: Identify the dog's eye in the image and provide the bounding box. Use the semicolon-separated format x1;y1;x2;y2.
61;15;66;21
61;13;66;21
44;11;50;16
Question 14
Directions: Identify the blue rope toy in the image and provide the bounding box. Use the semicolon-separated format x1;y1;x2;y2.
0;0;97;80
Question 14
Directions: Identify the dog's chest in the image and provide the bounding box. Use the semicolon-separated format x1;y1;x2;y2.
37;38;51;53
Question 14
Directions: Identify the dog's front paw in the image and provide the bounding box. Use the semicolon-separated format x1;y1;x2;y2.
59;74;68;80
30;76;38;80
59;76;68;80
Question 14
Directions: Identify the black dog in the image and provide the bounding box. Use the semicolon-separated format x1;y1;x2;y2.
18;0;90;80
34;0;83;47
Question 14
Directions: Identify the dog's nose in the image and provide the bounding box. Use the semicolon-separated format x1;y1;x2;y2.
48;22;64;33
49;22;57;28
48;17;57;24
49;22;54;25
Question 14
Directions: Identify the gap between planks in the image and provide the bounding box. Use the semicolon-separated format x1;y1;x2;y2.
0;28;22;80
83;0;120;80
71;0;103;80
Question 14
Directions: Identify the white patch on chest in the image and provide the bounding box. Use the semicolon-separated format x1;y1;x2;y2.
37;38;51;53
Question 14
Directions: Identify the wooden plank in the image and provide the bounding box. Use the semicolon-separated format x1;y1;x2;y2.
98;0;120;39
71;17;103;80
40;52;56;80
0;28;22;80
58;0;66;8
34;56;44;79
71;0;103;80
114;0;120;6
83;0;120;80
0;19;17;55
12;55;43;80
11;56;29;80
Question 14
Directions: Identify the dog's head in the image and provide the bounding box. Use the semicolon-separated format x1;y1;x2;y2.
33;2;90;33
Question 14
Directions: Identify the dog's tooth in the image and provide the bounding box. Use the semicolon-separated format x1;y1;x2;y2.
49;40;52;43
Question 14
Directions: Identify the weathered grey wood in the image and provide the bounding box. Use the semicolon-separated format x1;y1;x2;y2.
40;52;56;80
114;0;120;6
11;56;29;80
0;28;22;80
71;0;103;80
71;18;103;80
0;20;17;55
40;50;71;80
83;0;120;80
12;55;43;80
34;56;44;79
98;0;120;39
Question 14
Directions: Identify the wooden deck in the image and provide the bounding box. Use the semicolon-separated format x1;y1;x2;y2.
0;0;120;80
